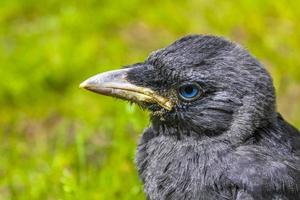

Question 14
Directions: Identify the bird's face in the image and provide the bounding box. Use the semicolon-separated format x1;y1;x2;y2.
81;35;275;138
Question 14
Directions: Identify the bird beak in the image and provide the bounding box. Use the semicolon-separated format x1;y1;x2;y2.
80;68;173;110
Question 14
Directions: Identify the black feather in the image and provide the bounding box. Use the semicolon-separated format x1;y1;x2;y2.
125;35;300;200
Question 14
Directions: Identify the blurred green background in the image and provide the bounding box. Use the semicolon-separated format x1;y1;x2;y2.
0;0;299;199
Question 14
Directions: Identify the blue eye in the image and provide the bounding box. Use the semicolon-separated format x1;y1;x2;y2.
178;83;202;101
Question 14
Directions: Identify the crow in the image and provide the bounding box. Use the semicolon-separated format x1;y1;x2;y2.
80;35;300;200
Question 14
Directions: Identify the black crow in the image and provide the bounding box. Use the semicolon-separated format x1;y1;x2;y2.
80;35;300;200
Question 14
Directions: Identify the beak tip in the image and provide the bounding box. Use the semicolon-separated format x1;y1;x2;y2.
79;81;88;89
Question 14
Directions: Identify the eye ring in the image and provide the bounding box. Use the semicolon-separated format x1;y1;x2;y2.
178;82;203;101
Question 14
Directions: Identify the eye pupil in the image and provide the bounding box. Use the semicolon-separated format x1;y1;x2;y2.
184;86;194;94
178;83;202;101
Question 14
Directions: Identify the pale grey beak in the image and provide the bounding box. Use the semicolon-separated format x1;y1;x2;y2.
80;68;173;110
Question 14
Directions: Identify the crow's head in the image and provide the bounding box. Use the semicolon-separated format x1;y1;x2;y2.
80;35;276;144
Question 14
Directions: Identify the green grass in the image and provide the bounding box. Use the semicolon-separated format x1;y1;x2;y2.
0;0;300;199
